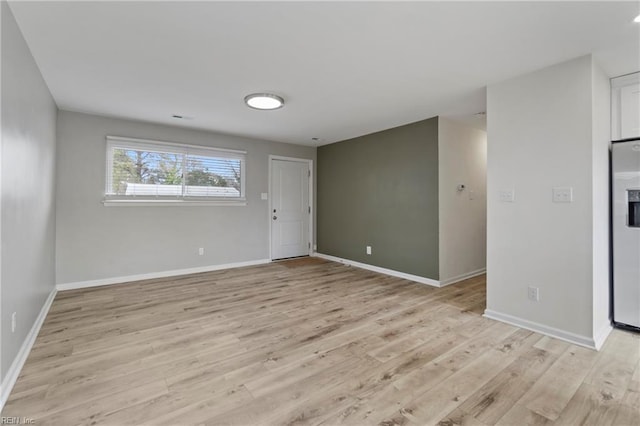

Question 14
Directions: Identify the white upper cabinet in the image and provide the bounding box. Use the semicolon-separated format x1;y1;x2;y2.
612;72;640;141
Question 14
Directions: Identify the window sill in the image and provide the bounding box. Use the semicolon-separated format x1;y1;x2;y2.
102;199;247;207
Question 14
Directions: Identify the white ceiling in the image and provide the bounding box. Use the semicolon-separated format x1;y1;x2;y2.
8;1;640;146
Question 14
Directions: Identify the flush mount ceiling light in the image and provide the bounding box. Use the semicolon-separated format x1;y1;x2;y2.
244;93;284;110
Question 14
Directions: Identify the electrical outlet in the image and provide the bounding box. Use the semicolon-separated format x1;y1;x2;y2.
527;286;539;302
11;312;16;333
499;189;515;202
198;247;204;256
552;187;573;203
366;246;372;255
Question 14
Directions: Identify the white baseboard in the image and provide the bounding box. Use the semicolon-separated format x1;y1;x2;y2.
593;322;613;350
483;309;603;350
56;259;271;291
313;252;441;287
1;288;57;411
439;268;486;287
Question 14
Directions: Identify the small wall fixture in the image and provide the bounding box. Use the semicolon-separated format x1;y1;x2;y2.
244;93;284;110
635;14;640;23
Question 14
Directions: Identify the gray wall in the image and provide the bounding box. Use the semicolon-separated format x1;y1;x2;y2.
486;55;607;341
1;2;57;382
317;117;439;279
56;111;316;284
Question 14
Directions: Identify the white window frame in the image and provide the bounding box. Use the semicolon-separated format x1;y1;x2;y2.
103;136;247;206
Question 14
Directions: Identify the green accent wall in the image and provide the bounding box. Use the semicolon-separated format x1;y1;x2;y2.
317;117;439;279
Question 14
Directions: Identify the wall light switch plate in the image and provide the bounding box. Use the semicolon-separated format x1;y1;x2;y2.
552;187;573;203
499;189;515;202
261;193;268;200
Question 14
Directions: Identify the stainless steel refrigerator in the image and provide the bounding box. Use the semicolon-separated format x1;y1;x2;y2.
612;140;640;330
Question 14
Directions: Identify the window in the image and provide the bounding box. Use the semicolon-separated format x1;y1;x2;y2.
105;136;246;205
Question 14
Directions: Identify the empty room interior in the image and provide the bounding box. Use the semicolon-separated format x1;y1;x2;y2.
2;1;640;425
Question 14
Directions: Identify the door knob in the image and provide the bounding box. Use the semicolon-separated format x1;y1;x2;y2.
273;215;277;220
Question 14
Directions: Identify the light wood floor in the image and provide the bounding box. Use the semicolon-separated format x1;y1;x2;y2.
3;258;639;425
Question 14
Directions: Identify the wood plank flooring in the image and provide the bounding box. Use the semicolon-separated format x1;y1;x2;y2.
3;258;639;425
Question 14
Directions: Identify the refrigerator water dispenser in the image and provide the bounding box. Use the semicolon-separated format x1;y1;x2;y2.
629;189;640;228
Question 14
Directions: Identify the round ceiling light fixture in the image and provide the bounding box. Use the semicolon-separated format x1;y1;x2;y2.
244;93;284;110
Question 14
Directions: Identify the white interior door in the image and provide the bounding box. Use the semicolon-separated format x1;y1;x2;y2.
271;159;310;260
